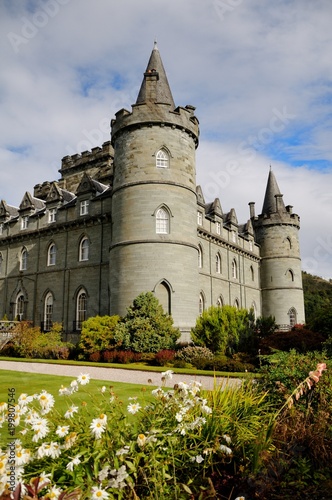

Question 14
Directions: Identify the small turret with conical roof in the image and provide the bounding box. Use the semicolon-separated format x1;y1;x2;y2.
252;169;305;327
109;43;200;337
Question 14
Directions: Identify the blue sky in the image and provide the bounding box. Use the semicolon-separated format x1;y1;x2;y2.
0;0;331;278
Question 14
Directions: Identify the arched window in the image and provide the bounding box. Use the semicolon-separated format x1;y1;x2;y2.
288;307;297;327
20;248;28;271
234;299;240;309
44;292;53;331
198;244;203;269
250;265;254;281
79;237;89;261
76;289;87;330
156;149;169;168
232;259;237;279
286;237;292;249
287;269;294;282
216;253;221;274
156;208;169;234
199;293;205;315
251;302;257;319
15;293;25;321
155;280;171;315
217;295;224;307
47;243;56;266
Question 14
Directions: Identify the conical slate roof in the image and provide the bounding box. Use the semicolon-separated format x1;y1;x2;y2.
261;169;286;214
136;42;175;108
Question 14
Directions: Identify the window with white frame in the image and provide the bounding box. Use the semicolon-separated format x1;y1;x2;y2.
156;149;169;168
249;240;253;251
156;208;169;234
44;292;53;331
0;223;3;235
21;216;29;230
48;208;56;223
217;296;224;307
80;200;89;216
232;259;237;279
198;245;203;268
47;243;56;266
216;253;221;274
76;289;87;330
20;248;28;271
79;237;89;261
215;221;221;235
197;211;203;226
199;293;205;315
232;231;237;243
16;293;25;321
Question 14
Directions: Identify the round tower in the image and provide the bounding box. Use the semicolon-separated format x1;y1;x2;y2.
252;169;305;327
109;43;200;335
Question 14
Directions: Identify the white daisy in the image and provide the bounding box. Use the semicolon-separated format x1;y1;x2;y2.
64;405;79;419
55;425;70;438
127;402;141;414
91;486;109;499
77;373;90;385
66;455;81;471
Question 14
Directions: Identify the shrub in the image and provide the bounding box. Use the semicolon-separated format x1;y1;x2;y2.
118;292;181;353
89;351;101;362
175;346;214;369
115;350;141;364
191;305;255;355
153;349;176;366
102;350;118;363
79;315;125;356
259;325;325;355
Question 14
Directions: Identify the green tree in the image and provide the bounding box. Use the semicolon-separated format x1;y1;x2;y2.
79;315;124;355
119;292;180;353
191;305;254;355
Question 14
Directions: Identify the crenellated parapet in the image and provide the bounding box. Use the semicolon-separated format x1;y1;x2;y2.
111;103;199;147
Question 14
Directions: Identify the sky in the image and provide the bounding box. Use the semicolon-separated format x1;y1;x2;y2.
0;0;332;279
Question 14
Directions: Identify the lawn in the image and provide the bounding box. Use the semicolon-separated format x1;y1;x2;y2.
0;369;152;444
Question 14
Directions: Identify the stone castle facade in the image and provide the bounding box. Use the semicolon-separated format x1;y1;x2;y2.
0;44;305;341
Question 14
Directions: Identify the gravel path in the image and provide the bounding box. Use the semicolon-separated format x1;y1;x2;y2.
0;360;241;391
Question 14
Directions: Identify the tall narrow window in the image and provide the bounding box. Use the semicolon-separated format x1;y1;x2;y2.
16;293;25;321
215;221;221;235
156;208;169;234
0;253;2;275
156;149;169;168
48;208;56;223
232;259;237;279
20;248;28;271
76;289;87;330
217;296;224;307
199;293;205;315
80;200;89;216
197;211;203;226
250;265;254;281
289;307;297;327
287;269;294;282
44;292;53;331
216;253;221;274
21;216;29;230
48;243;56;266
198;245;203;268
234;299;239;309
79;237;89;261
0;223;3;235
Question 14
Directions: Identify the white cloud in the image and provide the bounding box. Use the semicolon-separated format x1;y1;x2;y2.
0;0;331;278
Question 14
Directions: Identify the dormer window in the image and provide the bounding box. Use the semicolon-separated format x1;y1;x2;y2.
80;200;89;216
197;211;203;226
0;223;3;235
216;221;221;235
21;216;29;230
48;208;56;223
156;149;169;168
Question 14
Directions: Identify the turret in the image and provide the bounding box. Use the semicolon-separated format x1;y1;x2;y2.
109;43;200;336
253;169;305;327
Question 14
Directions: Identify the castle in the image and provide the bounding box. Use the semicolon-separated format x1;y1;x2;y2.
0;43;305;341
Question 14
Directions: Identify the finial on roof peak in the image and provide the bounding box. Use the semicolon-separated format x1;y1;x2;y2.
154;40;158;50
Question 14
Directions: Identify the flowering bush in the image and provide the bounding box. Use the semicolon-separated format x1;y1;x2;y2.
0;367;275;500
175;345;215;368
0;360;327;499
